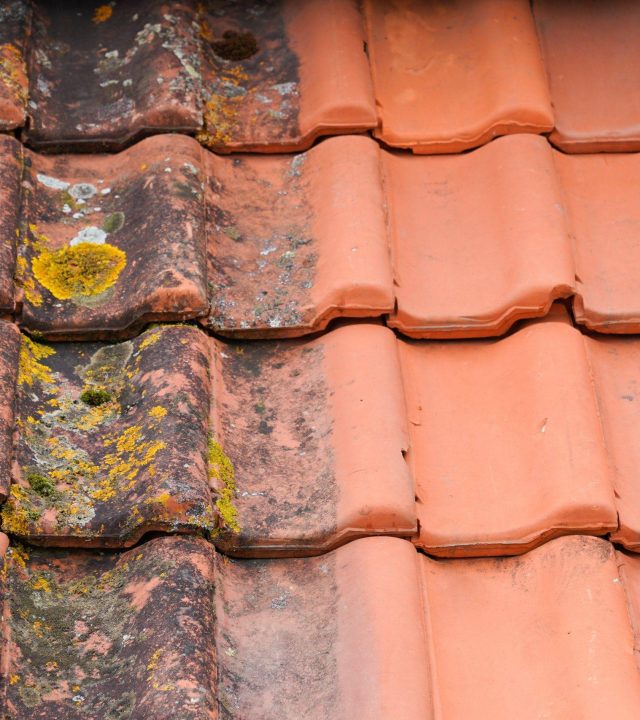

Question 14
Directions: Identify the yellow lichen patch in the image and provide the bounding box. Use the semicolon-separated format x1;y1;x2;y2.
16;255;43;307
138;329;162;351
31;577;51;592
9;674;20;685
32;242;126;300
197;66;249;148
148;405;167;420
1;485;37;536
92;5;113;23
0;44;27;106
208;437;240;533
18;336;55;388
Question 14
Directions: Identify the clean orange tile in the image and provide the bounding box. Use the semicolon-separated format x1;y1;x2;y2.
212;323;416;556
554;150;640;333
586;336;640;551
215;536;430;720
534;0;640;152
400;308;617;556
421;536;640;719
204;135;393;337
386;134;574;338
364;0;553;153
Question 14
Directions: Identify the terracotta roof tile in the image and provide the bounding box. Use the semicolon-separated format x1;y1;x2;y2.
420;535;640;719
0;0;30;132
4;324;214;547
1;535;217;718
212;323;415;556
386;134;574;337
0;135;22;313
16;133;208;339
401;308;618;556
204;134;393;337
1;322;415;553
0;321;20;501
213;536;429;720
364;0;554;153
534;0;640;152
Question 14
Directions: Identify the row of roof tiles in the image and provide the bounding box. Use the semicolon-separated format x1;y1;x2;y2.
2;132;640;339
0;0;638;153
4;308;640;557
3;533;640;719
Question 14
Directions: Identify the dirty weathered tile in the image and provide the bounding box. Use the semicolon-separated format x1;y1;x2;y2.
385;134;574;338
215;536;429;720
17;134;208;339
211;323;416;556
0;321;20;501
534;0;640;152
0;0;30;132
198;0;376;152
24;0;202;151
0;135;23;313
420;536;640;719
0;534;216;719
2;325;214;547
203;135;393;338
399;308;617;556
364;0;553;153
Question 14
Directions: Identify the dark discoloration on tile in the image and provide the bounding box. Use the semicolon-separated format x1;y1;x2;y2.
25;0;202;151
203;151;316;337
17;134;208;339
0;322;20;501
212;335;337;555
197;0;300;152
0;0;30;131
215;550;338;719
0;536;216;719
3;325;214;547
0;135;23;313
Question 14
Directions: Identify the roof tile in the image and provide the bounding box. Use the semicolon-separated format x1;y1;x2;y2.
364;0;553;153
0;321;20;501
16;134;208;339
0;135;22;313
386;133;574;337
421;535;640;719
0;0;30;132
204;134;393;337
1;535;217;719
3;325;214;547
534;0;640;152
401;308;618;555
212;323;415;556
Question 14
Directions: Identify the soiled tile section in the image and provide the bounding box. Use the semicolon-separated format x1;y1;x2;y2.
211;323;415;557
534;0;640;152
0;322;20;501
0;135;23;313
0;535;216;719
587;337;640;551
364;0;553;153
421;536;640;720
554;151;640;333
386;134;574;338
198;0;376;152
2;325;214;547
400;309;617;556
216;536;429;720
204;135;392;338
0;0;30;131
24;0;202;151
17;134;208;339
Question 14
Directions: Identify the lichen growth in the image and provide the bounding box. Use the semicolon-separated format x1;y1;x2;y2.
18;336;55;388
208;437;240;533
26;472;55;497
196;65;249;148
79;388;111;407
0;43;27;108
92;5;113;23
32;242;126;300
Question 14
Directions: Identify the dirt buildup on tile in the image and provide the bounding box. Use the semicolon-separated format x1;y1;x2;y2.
212;30;258;61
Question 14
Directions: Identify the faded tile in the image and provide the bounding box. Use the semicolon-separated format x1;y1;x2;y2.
3;325;214;547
